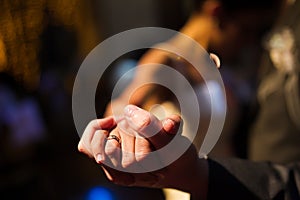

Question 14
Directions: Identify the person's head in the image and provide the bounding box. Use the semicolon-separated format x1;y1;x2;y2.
192;0;286;61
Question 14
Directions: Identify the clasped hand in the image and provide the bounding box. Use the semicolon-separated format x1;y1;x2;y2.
78;105;207;199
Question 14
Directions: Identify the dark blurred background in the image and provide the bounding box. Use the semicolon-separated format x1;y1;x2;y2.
0;0;192;199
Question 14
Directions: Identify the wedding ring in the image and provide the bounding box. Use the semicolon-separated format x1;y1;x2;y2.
107;135;121;144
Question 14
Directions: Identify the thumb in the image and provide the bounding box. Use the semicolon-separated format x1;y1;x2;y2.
124;105;181;149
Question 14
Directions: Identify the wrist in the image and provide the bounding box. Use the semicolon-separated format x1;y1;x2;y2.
168;157;208;199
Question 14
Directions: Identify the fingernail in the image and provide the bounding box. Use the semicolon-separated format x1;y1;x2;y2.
163;118;176;134
125;105;150;129
96;154;104;164
124;105;139;117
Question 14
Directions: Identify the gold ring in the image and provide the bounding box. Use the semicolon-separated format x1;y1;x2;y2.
107;135;121;144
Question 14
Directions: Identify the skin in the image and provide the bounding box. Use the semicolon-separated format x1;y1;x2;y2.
78;105;209;199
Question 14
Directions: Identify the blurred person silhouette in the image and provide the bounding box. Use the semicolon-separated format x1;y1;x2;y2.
103;0;284;164
101;0;285;198
248;0;300;164
78;1;300;199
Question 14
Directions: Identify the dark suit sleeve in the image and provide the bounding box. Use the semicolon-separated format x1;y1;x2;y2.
207;158;300;200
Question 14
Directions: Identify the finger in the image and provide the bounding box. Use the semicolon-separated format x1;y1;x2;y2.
161;114;182;135
134;136;152;162
79;117;116;155
124;105;179;149
119;128;136;168
104;129;121;168
106;129;122;148
91;130;108;164
209;53;221;68
78;140;95;160
118;115;158;172
124;104;161;138
135;115;181;171
116;114;144;169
